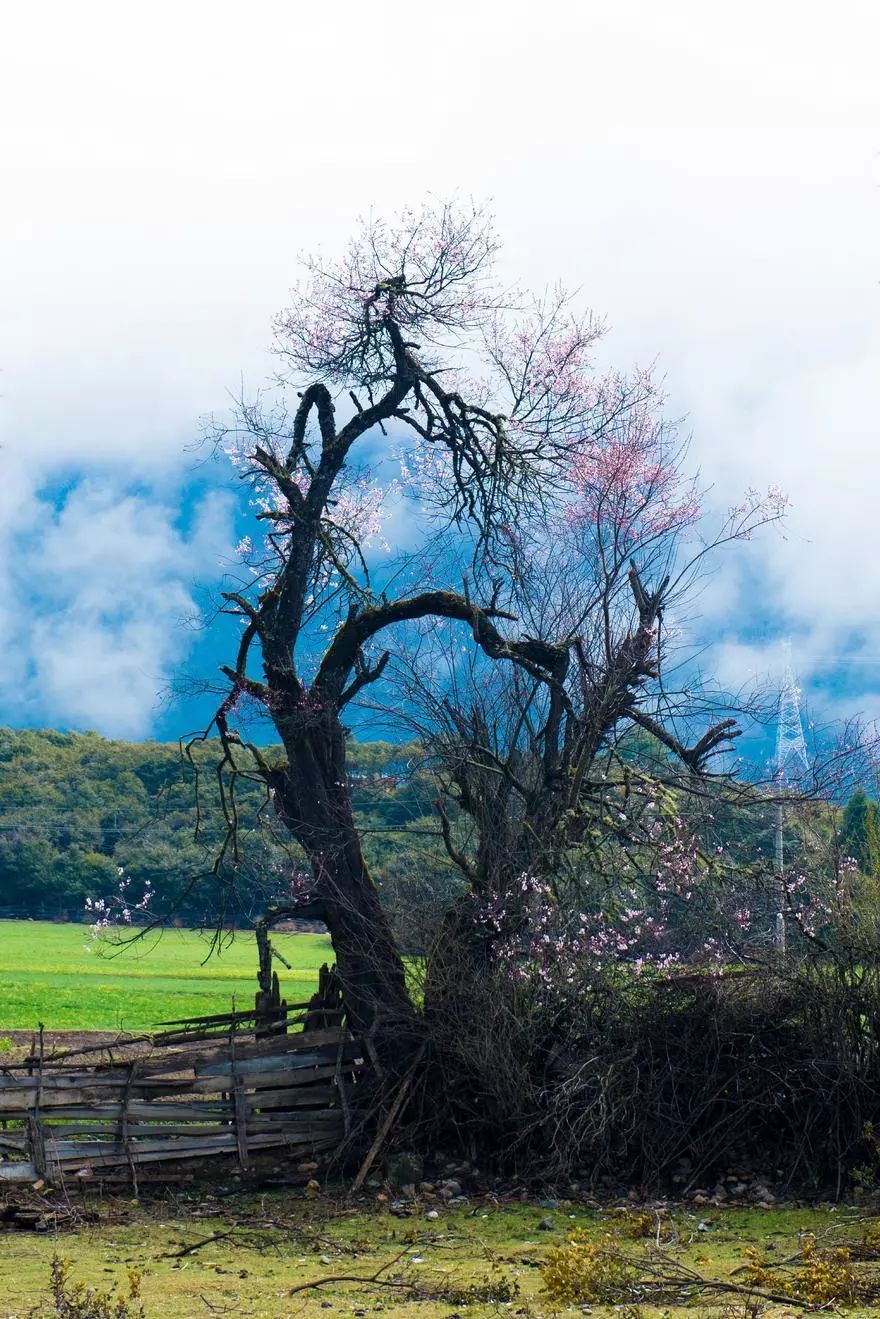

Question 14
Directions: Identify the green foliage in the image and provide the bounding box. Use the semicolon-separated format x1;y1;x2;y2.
840;788;880;876
0;728;448;929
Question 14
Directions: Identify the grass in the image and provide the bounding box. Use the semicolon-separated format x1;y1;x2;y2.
1;1193;877;1318
0;920;332;1032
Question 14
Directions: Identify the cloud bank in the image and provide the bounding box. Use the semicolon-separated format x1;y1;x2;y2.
0;473;233;737
0;0;877;735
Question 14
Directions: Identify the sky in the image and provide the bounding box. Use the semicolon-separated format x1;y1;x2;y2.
0;0;878;742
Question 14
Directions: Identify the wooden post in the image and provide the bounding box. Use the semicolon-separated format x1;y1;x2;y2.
255;921;289;1037
233;1078;249;1170
119;1061;139;1197
26;1024;47;1182
229;1019;249;1170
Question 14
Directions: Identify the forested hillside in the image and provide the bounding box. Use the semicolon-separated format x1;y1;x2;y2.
0;728;455;929
1;726;876;951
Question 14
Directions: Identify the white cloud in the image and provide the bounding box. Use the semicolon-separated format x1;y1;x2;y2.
0;477;233;736
0;0;878;730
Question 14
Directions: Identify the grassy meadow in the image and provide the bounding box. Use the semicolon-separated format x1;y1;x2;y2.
0;920;332;1033
0;1194;876;1318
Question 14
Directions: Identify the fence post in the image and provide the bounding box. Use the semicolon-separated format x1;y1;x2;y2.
26;1024;47;1183
229;1018;249;1170
119;1061;139;1197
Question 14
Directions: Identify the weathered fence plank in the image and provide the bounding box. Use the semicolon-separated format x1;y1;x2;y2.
0;999;362;1185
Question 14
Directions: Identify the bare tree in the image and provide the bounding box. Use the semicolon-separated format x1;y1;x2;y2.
370;397;794;998
195;201;661;1038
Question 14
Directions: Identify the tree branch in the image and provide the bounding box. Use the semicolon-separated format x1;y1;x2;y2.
629;709;742;774
314;590;568;703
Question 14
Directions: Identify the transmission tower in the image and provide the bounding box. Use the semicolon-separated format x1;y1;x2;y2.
772;642;808;953
775;646;809;785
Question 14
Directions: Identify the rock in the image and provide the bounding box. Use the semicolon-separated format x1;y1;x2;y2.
537;1217;554;1231
712;1185;727;1201
425;1208;440;1221
439;1180;463;1199
401;1184;417;1200
297;1160;319;1174
419;1182;435;1194
539;1198;559;1210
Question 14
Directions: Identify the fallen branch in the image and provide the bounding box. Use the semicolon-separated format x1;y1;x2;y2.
164;1228;239;1259
287;1246;415;1297
608;1247;810;1309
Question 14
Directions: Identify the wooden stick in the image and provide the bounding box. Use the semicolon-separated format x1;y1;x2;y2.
351;1046;424;1192
287;1246;415;1297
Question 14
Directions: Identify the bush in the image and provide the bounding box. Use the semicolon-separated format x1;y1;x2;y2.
44;1256;146;1319
542;1231;636;1303
421;944;880;1191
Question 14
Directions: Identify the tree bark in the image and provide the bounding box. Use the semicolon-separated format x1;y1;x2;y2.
272;707;416;1044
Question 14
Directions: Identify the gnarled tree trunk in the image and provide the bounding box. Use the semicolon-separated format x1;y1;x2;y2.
272;707;415;1043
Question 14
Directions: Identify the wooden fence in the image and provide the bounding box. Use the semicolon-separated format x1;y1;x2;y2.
0;985;363;1187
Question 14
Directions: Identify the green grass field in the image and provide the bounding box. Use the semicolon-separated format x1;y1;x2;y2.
0;920;332;1032
1;1195;876;1318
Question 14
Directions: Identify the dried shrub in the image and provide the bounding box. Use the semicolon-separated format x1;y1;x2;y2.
790;1234;858;1306
44;1255;147;1319
542;1231;637;1304
743;1233;864;1306
614;1209;672;1242
420;945;880;1192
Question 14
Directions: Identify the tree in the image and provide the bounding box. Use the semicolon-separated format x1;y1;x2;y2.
840;788;880;876
384;400;787;993
192;200;786;1047
199;201;646;1039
